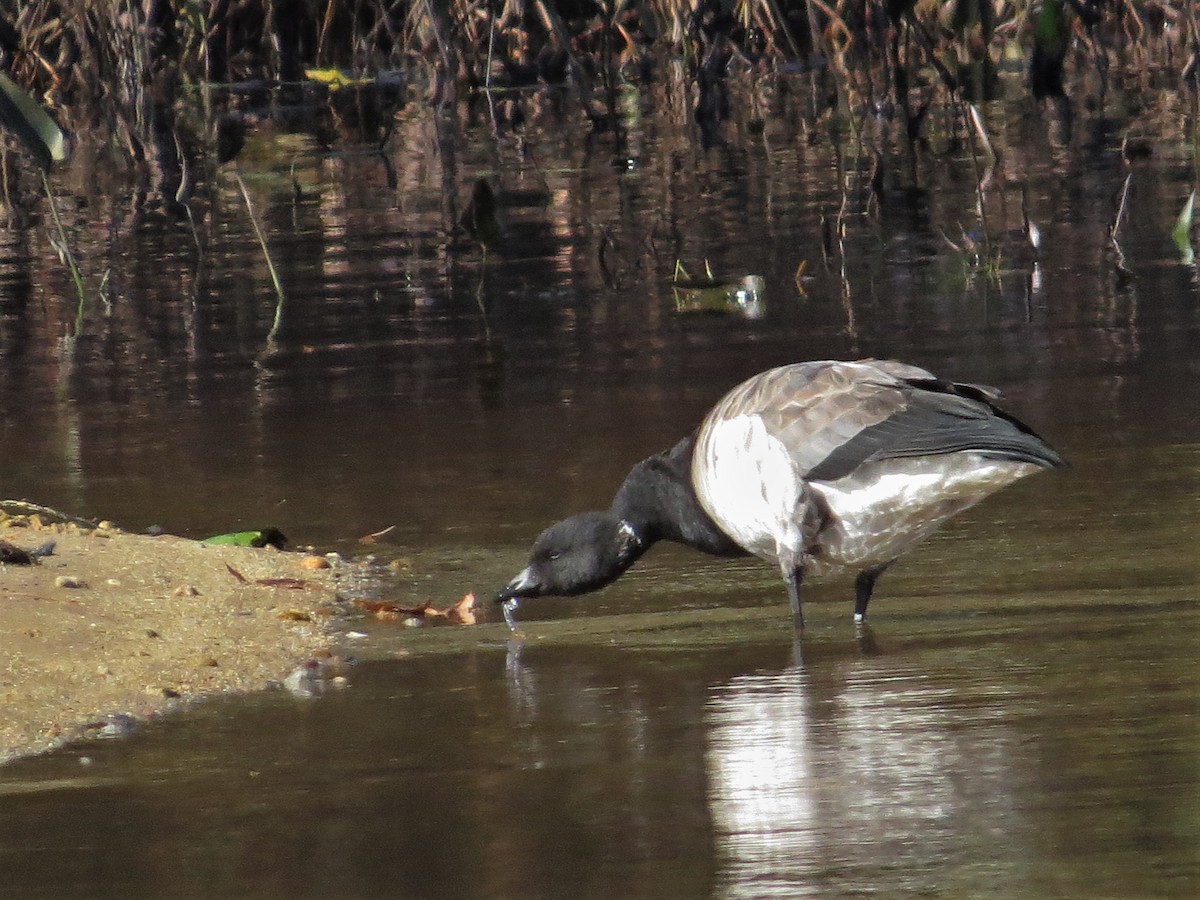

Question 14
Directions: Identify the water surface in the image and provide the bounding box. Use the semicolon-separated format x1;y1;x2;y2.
1;67;1198;897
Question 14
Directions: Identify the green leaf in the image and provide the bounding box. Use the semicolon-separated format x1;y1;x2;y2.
1171;190;1195;265
203;531;263;547
202;527;288;549
1034;0;1065;49
0;71;66;169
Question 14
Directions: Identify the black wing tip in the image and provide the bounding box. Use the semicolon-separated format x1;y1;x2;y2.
990;444;1067;469
1041;446;1069;469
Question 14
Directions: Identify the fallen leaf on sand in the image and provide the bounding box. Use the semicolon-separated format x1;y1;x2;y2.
353;593;478;626
225;563;249;584
446;593;477;625
359;525;397;544
0;539;35;565
256;577;315;589
355;599;402;615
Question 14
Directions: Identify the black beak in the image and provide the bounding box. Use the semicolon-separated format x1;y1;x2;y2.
495;566;538;604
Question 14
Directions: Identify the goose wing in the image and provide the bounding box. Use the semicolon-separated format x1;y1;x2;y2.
708;361;1063;484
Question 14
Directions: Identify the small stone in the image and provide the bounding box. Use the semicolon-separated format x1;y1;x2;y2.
55;576;85;589
99;713;137;738
145;629;159;638
97;520;116;531
300;555;330;570
105;579;121;587
283;660;327;697
172;584;200;597
278;609;312;622
196;657;219;668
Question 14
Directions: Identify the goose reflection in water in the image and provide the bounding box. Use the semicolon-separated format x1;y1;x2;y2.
704;663;1031;897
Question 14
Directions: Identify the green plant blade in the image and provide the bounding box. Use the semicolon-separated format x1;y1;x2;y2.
1171;189;1195;265
0;72;66;168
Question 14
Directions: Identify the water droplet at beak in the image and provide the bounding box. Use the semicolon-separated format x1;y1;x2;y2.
500;597;521;633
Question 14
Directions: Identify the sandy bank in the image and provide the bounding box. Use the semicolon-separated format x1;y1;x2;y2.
0;510;341;764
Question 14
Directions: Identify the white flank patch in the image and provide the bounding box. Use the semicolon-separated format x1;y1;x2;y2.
806;455;1039;575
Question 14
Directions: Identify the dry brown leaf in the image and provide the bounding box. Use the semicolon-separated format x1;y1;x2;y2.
278;609;313;622
445;592;477;625
354;599;400;614
0;539;35;564
354;595;476;626
256;577;314;589
359;525;397;544
225;563;249;584
354;598;437;618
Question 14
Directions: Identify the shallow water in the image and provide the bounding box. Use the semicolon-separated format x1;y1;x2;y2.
1;67;1199;897
0;592;1196;898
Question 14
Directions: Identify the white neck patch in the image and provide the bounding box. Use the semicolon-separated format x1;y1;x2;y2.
617;519;643;551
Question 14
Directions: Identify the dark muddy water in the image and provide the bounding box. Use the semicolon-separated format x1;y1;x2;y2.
1;71;1199;897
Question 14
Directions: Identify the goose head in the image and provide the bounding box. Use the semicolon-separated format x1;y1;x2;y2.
496;511;645;604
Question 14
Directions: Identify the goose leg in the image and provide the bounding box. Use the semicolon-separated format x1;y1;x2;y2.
853;563;891;622
784;567;805;632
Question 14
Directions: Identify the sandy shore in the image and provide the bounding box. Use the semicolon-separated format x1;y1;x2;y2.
0;510;342;764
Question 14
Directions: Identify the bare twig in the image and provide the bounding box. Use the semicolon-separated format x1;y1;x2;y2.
233;169;287;350
41;172;87;335
1110;173;1133;243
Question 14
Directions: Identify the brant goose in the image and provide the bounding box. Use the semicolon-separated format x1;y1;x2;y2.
496;360;1064;631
